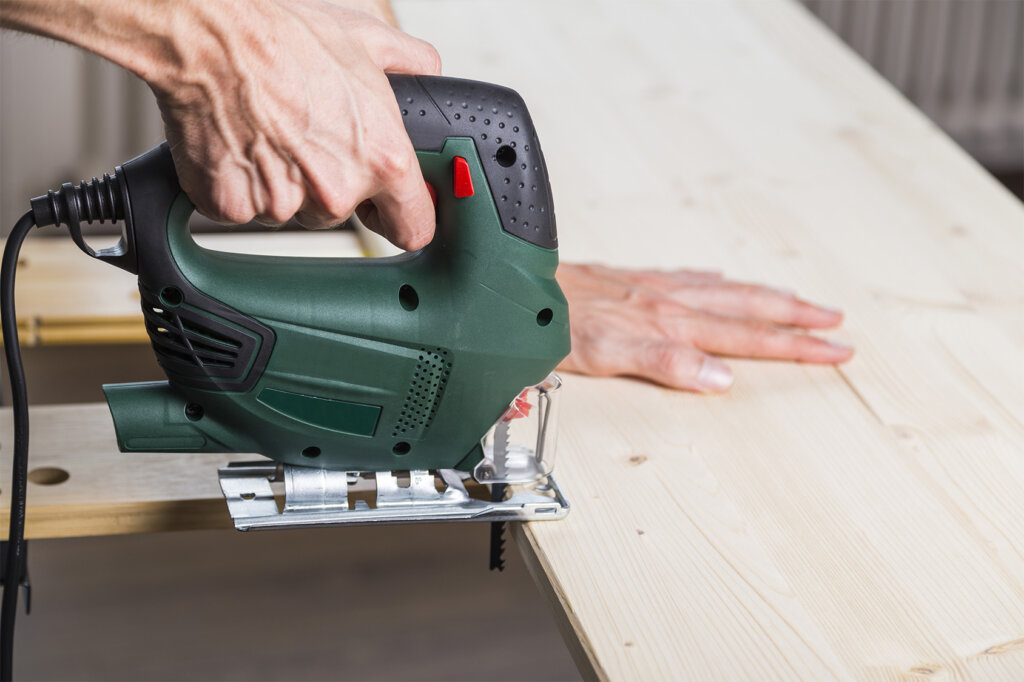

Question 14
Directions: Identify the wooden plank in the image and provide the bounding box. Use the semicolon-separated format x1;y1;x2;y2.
36;322;149;345
390;0;1024;679
0;404;240;538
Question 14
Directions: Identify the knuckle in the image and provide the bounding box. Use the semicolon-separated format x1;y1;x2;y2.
315;188;357;220
750;323;787;355
649;298;682;317
195;174;256;224
624;289;648;306
653;317;684;342
575;334;622;379
781;300;811;326
793;335;823;359
390;223;432;251
394;235;419;251
421;42;442;74
646;342;691;380
268;193;303;224
372;145;416;183
213;201;256;225
263;208;291;225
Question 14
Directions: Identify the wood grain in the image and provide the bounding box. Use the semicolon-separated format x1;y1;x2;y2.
0;404;244;538
392;0;1024;679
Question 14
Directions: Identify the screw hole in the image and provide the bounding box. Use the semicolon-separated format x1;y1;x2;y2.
537;308;553;326
495;145;517;168
240;492;256;501
392;442;411;455
184;403;204;421
399;284;419;311
160;286;183;307
302;446;321;459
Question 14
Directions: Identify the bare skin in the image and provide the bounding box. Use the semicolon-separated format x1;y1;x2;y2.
1;0;854;392
1;0;441;249
557;264;853;392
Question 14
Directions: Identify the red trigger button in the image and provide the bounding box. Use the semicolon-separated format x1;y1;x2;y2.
424;181;436;207
452;157;474;198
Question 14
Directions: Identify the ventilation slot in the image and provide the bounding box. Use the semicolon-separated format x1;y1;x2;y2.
392;347;452;439
139;288;253;380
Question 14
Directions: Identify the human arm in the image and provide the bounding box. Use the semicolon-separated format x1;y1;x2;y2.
0;0;441;248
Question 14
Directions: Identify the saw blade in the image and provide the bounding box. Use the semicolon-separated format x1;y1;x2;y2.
489;420;511;570
488;496;507;571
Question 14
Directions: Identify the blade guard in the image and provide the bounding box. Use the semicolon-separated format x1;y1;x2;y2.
102;75;570;474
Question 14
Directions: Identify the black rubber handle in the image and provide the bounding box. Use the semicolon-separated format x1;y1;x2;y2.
388;75;557;249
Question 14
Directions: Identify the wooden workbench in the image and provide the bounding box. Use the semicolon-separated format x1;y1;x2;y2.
3;0;1024;679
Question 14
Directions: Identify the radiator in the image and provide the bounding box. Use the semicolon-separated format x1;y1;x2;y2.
802;0;1024;170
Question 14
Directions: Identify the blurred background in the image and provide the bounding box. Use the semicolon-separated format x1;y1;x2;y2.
2;0;1022;234
805;0;1023;194
0;0;1021;679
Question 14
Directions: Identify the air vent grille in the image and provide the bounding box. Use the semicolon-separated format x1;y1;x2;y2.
392;347;452;439
139;287;260;385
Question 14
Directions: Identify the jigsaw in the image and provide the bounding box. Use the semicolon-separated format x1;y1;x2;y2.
1;75;570;673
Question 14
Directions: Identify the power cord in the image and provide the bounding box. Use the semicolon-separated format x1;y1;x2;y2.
1;211;38;681
1;173;125;680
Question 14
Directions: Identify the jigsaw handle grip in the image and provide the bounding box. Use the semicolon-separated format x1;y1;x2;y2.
387;75;556;249
110;75;555;280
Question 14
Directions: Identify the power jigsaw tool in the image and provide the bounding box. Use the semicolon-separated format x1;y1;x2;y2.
1;76;570;672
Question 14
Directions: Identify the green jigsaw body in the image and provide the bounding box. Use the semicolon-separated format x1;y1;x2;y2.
100;77;569;473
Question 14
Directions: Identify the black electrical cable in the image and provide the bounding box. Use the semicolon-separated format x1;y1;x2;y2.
1;211;37;682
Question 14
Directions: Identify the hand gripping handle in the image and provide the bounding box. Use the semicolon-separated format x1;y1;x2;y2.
113;75;556;283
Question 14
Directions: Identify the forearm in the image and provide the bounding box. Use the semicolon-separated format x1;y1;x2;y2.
0;0;189;87
2;0;440;244
1;0;400;89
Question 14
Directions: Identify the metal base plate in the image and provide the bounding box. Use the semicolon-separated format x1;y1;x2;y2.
218;462;569;531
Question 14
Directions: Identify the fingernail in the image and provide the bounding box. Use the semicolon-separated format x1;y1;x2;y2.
697;357;734;392
818;304;843;315
828;339;853;351
772;287;796;298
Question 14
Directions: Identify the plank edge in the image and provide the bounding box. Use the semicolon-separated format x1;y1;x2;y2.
514;522;607;682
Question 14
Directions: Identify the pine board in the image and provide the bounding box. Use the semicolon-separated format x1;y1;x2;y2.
394;0;1024;679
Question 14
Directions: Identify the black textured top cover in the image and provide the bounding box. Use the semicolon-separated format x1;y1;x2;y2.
388;75;557;249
